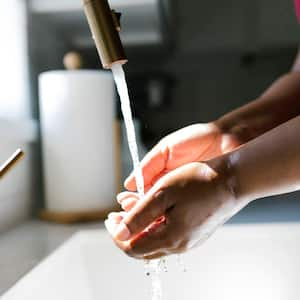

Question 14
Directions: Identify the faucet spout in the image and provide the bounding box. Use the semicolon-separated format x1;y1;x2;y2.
83;0;128;69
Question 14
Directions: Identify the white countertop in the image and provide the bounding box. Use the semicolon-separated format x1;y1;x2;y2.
0;220;103;296
3;221;300;300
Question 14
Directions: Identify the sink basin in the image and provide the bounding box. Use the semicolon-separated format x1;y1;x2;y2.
3;223;300;300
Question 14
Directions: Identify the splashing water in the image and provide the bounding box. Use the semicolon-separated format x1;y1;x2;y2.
111;63;162;300
176;254;187;273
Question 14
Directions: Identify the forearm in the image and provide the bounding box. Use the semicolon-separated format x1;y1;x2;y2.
223;116;300;203
216;71;300;143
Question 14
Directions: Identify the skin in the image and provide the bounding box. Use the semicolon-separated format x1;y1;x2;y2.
105;52;300;259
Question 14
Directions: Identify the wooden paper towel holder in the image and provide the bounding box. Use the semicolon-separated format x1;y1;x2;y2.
39;205;121;224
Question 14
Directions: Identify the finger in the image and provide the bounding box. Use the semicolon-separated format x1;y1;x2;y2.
105;218;119;235
107;212;125;223
114;185;174;241
143;252;166;260
113;228;168;259
121;198;138;212
111;217;171;259
116;192;139;204
124;143;169;191
126;222;171;258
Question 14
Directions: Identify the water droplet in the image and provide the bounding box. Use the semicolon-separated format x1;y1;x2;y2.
176;254;187;273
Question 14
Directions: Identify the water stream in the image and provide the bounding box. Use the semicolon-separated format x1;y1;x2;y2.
111;63;145;197
111;63;162;300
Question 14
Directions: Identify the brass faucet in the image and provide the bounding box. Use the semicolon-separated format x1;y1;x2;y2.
83;0;128;69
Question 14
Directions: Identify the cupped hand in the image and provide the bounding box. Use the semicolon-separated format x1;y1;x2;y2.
124;123;241;192
105;160;245;259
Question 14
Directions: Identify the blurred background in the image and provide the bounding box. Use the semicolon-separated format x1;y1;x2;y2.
0;0;299;233
1;0;300;298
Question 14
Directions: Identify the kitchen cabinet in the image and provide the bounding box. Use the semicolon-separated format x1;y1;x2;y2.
257;0;299;49
177;0;299;54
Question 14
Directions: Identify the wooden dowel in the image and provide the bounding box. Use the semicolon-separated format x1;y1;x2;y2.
0;149;24;179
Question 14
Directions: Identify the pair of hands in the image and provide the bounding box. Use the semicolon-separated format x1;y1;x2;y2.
105;123;242;259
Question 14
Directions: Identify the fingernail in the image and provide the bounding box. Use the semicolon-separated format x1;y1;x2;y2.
107;212;115;219
114;222;131;241
117;192;131;204
122;198;137;211
116;193;125;204
108;212;120;219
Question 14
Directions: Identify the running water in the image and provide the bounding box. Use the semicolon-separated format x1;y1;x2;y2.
111;63;162;300
111;63;144;197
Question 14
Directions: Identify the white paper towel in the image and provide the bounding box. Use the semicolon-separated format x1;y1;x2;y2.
39;70;116;213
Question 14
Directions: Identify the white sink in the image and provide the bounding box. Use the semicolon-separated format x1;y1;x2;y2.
3;223;300;300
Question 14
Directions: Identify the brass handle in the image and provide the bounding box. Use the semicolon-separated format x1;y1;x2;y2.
0;149;24;179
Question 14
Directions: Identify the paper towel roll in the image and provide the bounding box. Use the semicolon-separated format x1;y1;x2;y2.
39;70;116;213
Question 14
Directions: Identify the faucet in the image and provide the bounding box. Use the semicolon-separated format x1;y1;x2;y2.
83;0;128;69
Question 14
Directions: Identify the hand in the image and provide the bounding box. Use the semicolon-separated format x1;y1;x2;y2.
105;160;244;259
124;123;241;192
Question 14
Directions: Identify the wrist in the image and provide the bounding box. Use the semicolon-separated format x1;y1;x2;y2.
201;154;251;226
214;116;254;145
214;97;269;145
207;153;253;206
206;154;238;201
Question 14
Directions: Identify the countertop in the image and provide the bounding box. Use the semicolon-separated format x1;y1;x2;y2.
3;221;300;300
0;220;103;296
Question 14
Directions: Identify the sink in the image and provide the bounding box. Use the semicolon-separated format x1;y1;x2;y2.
3;223;300;300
